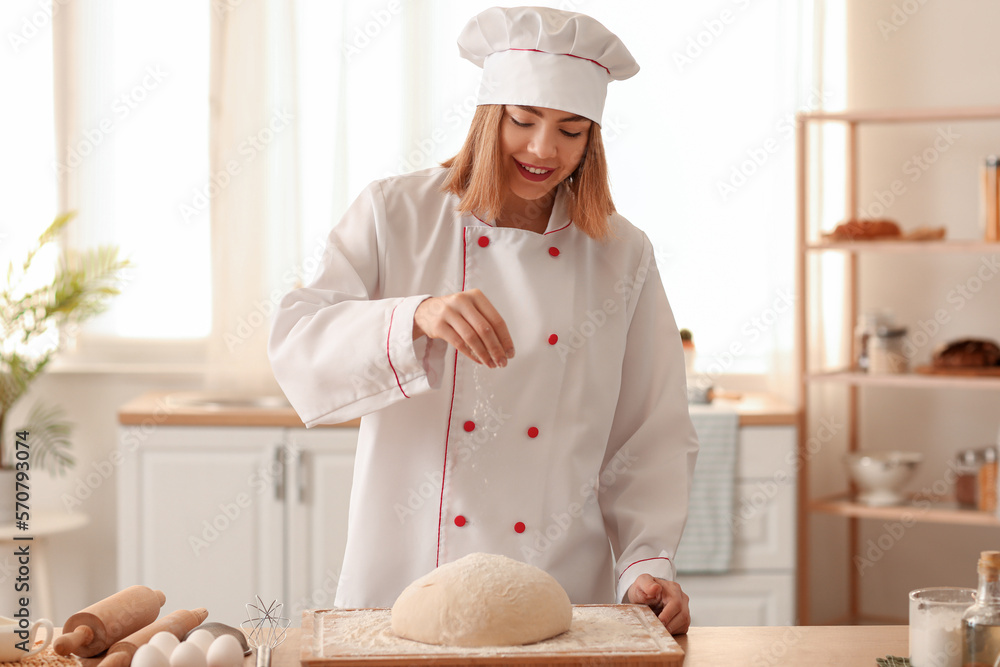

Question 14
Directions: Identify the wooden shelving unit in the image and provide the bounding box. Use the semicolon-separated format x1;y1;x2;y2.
794;106;1000;625
808;370;1000;390
807;240;998;253
811;494;1000;527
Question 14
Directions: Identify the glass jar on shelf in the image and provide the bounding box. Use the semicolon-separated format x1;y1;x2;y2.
979;447;997;513
855;309;894;371
953;447;999;510
983;155;999;242
869;326;909;375
954;448;984;508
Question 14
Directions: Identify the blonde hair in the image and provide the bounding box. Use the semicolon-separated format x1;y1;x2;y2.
441;105;616;240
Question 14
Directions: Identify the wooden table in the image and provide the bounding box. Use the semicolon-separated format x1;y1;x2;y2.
272;625;908;666
117;392;361;428
676;626;907;665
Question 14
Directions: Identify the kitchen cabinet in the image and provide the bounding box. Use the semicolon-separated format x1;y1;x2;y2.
794;106;1000;624
676;424;797;626
284;428;356;616
117;422;357;627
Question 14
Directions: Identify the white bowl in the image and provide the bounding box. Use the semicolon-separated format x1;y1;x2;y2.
845;451;923;506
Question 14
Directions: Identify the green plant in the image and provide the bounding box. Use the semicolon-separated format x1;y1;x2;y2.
0;212;130;474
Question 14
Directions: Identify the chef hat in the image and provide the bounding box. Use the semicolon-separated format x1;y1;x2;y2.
457;6;639;126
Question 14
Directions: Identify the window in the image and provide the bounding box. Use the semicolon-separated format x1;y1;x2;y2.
49;0;211;342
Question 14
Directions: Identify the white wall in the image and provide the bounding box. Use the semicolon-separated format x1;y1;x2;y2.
808;0;1000;623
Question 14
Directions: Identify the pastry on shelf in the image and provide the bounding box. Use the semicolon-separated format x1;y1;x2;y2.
902;225;947;240
823;218;902;241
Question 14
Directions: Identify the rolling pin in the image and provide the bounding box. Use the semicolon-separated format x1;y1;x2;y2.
54;585;167;657
97;608;209;667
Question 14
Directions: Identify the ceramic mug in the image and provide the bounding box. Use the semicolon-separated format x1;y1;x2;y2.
0;617;54;661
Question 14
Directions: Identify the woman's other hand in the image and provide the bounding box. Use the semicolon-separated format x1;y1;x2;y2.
626;574;691;635
413;289;515;368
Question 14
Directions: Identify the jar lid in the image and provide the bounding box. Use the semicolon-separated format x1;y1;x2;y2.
956;448;985;465
875;326;907;338
984;446;998;463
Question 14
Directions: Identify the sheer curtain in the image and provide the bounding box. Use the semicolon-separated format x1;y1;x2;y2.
204;0;298;395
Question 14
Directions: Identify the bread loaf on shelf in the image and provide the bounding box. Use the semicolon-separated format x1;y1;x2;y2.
932;338;1000;368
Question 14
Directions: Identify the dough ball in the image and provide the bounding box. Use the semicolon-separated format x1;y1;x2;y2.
391;552;572;647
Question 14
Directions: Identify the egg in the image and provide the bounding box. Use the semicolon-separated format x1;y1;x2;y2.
149;631;180;659
169;641;207;667
185;629;216;656
205;635;245;667
133;644;170;667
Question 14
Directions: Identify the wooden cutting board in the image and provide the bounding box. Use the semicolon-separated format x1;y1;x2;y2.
300;605;684;666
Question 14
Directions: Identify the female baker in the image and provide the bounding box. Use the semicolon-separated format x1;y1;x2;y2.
268;6;699;634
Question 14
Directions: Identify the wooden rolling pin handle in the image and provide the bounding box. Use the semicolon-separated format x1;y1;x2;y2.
53;625;95;656
58;585;168;658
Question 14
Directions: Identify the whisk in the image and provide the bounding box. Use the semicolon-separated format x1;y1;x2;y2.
240;596;290;667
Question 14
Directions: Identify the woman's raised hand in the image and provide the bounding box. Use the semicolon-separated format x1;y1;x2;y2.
413;289;515;368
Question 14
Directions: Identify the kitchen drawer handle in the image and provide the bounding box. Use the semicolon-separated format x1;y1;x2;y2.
298;451;310;504
274;446;286;501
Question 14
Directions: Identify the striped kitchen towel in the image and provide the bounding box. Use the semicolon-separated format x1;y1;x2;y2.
674;408;740;574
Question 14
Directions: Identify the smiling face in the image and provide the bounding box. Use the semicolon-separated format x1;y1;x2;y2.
499;105;592;203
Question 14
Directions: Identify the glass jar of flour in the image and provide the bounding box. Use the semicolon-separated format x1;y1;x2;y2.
869;326;908;375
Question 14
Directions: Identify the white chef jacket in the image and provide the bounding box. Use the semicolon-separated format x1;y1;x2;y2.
268;167;699;608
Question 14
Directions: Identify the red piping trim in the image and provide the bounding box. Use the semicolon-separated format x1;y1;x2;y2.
507;48;611;75
618;556;672;582
544;220;573;235
474;213;573;235
386;302;409;398
436;230;470;567
436;349;459;568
